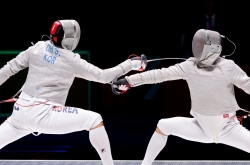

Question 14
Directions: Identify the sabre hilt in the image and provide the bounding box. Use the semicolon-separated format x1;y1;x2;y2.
139;54;148;71
111;76;130;95
111;76;121;95
111;54;147;95
128;54;148;71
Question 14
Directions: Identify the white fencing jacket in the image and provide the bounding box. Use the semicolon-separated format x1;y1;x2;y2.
126;57;250;116
0;40;133;105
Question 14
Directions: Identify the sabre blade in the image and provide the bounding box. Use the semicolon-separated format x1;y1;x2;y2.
147;58;187;62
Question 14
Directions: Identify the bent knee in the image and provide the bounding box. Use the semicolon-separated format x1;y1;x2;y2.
156;126;168;136
157;118;173;136
89;112;103;130
90;122;103;130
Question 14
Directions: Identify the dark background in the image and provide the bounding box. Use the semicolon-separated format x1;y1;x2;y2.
0;0;250;160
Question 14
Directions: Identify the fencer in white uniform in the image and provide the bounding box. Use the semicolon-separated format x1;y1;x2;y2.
0;19;145;165
113;29;250;165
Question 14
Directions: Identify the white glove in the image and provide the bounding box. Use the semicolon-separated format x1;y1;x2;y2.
130;54;148;71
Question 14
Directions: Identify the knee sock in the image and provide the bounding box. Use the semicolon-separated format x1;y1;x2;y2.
141;132;168;165
89;126;114;165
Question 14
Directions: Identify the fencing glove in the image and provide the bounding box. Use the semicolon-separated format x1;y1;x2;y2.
113;78;131;91
130;54;147;71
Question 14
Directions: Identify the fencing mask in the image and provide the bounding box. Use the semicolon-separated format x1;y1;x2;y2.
50;19;81;51
192;29;222;67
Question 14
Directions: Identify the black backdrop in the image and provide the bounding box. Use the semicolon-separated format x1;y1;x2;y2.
0;0;250;160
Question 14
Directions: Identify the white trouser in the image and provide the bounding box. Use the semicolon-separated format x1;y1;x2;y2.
157;115;250;153
0;97;102;149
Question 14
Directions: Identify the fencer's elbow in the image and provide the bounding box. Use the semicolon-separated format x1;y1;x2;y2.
98;80;109;84
98;77;111;84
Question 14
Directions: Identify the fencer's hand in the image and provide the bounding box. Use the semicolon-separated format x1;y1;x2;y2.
113;78;131;91
130;57;142;71
129;54;147;71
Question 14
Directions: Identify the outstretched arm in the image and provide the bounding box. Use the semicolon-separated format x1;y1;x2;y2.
127;63;186;86
75;55;146;84
0;49;30;86
113;62;187;92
